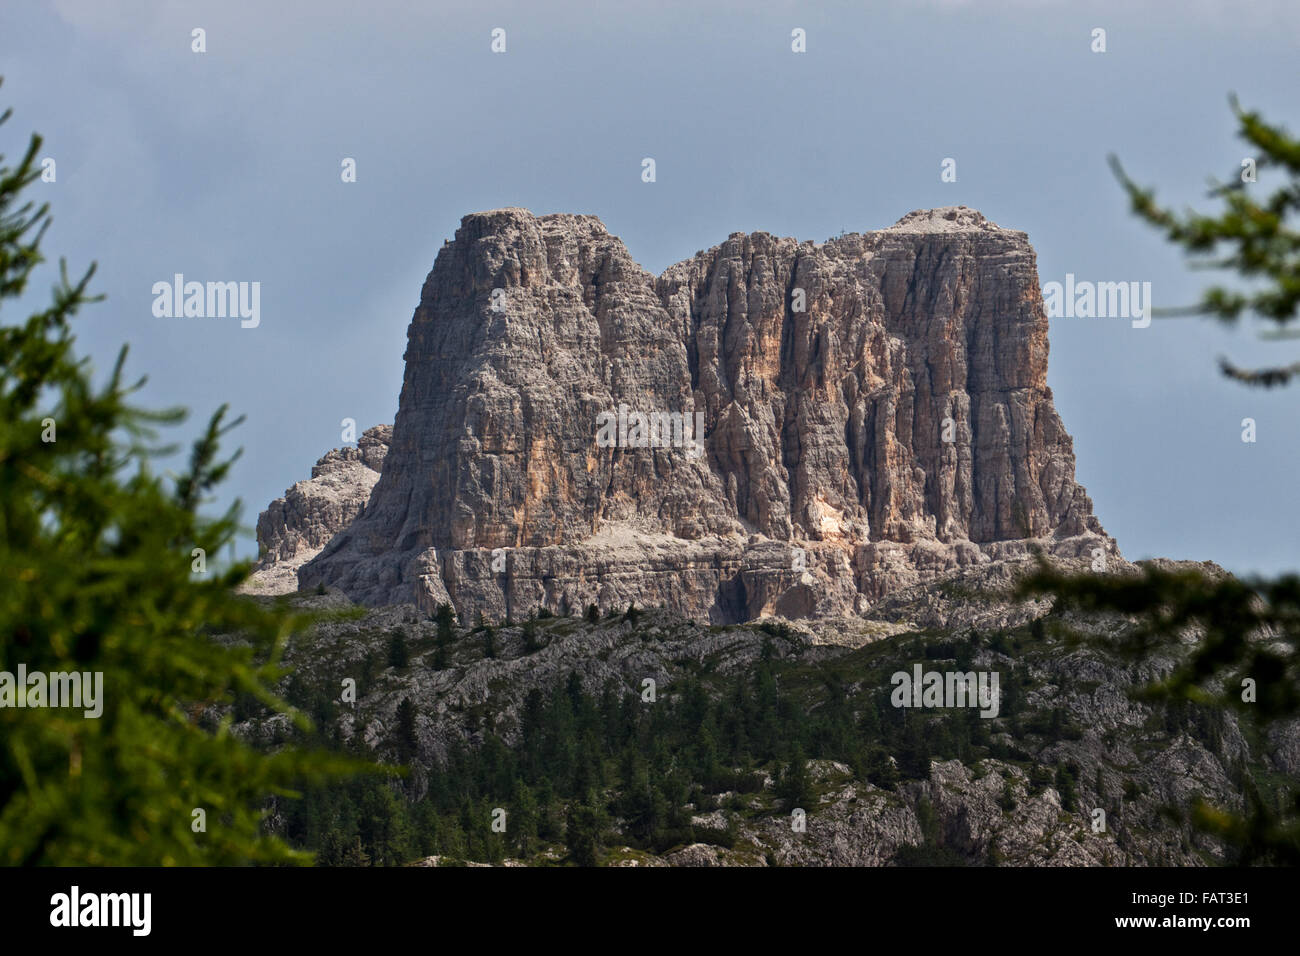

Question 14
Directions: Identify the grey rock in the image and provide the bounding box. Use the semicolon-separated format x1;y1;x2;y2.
259;207;1111;623
241;425;391;595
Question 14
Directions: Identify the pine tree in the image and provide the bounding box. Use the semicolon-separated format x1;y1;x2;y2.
0;85;355;865
1055;764;1079;813
433;602;456;631
522;613;542;653
998;778;1017;812
867;747;900;790
1109;98;1300;385
316;829;346;866
387;630;409;669
564;795;604;867
341;836;370;867
432;604;455;669
511;780;539;858
617;764;658;844
1065;99;1300;861
396;697;419;764
898;717;932;780
777;745;813;811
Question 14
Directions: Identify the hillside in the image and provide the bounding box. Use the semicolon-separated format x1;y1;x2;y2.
226;555;1295;866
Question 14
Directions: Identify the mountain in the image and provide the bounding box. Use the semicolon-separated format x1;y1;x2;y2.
250;207;1110;623
244;425;391;594
231;208;1297;868
233;555;1296;867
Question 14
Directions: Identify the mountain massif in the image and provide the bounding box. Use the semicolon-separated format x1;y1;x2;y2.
247;206;1110;623
229;208;1298;868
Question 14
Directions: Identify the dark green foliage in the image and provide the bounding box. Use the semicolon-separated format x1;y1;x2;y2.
564;796;604;867
277;566;1273;865
357;650;379;696
1110;98;1300;382
999;778;1017;812
759;619;793;640
387;630;409;669
286;622;1026;865
433;602;456;630
1029;764;1054;796
432;605;455;670
867;747;900;790
1020;562;1300;862
395;697;418;764
776;745;813;810
894;795;967;865
1092;107;1300;867
0;87;357;864
341;836;370;866
1026;707;1083;741
1055;763;1080;813
585;603;600;624
997;664;1029;719
897;715;932;780
923;640;959;660
522;614;542;653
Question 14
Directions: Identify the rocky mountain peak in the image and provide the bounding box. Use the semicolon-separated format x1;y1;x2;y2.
254;208;1112;621
884;205;1002;234
240;425;391;595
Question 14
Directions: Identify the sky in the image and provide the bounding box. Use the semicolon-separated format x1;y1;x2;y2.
2;0;1298;576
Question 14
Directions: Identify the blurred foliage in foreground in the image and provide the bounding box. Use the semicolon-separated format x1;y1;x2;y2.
1028;99;1300;864
1020;563;1300;864
0;82;356;865
1110;96;1300;385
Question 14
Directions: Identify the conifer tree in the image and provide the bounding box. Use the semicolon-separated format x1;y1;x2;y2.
1109;97;1300;385
1025;99;1300;863
0;85;355;865
396;697;419;764
522;613;542;653
777;744;813;811
387;630;409;669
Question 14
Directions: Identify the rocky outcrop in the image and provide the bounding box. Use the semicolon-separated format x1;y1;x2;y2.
241;425;391;595
234;563;1268;867
284;207;1110;622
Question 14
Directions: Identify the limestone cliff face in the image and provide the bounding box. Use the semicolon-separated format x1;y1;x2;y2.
241;425;391;595
287;207;1109;621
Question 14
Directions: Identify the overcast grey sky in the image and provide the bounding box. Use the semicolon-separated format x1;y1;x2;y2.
3;0;1298;575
